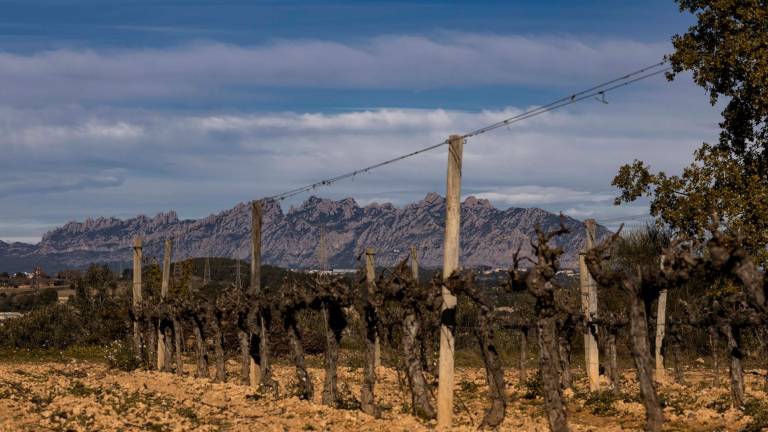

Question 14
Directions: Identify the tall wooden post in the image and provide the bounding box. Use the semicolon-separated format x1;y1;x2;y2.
360;247;381;416
365;248;380;368
437;134;463;428
250;201;263;387
132;236;143;358
655;289;668;382
158;239;172;370
579;219;600;390
410;246;419;282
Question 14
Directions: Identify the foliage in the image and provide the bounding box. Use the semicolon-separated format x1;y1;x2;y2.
0;264;129;350
523;371;543;400
742;397;768;432
614;224;671;270
0;304;83;349
0;288;58;312
70;265;131;346
613;0;768;264
67;380;101;397
583;390;618;416
707;393;732;414
104;339;142;372
671;0;768;154
142;261;162;299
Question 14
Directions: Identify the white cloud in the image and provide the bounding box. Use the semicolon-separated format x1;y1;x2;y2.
0;83;718;240
0;33;721;241
473;186;613;206
0;171;126;198
0;34;669;104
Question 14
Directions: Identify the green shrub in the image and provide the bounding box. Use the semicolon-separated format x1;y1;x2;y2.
523;371;543;399
0;304;83;349
584;390;618;416
68;380;101;397
104;340;142;372
706;394;731;414
0;288;58;312
459;380;480;393
742;397;768;432
0;287;130;351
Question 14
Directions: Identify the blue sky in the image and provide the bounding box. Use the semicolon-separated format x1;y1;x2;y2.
0;1;719;243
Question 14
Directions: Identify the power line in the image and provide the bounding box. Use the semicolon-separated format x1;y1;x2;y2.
132;62;670;253
462;61;668;139
264;61;671;202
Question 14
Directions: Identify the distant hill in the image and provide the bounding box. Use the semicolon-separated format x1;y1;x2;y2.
0;193;607;273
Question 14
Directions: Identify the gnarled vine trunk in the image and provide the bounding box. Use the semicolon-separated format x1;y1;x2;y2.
605;333;620;394
628;286;662;432
476;309;506;428
360;300;380;418
671;342;685;385
722;324;745;408
192;316;209;378
146;321;158;370
558;332;572;391
161;321;174;372
238;328;251;385
402;311;435;419
258;309;278;394
171;316;183;375
286;313;313;400
208;308;227;382
322;304;346;407
519;329;528;385
537;315;569;432
709;327;720;387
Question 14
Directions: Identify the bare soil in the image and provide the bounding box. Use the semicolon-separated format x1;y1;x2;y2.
0;357;766;431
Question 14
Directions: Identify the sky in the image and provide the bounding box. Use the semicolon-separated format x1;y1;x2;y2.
0;0;721;244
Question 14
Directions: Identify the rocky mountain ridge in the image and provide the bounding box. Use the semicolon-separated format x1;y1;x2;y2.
0;193;607;272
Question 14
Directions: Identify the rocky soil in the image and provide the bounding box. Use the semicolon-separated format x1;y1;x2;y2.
1;357;766;431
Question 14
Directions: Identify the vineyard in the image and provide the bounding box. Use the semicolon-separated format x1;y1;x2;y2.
3;2;768;431
2;83;768;431
3;205;768;432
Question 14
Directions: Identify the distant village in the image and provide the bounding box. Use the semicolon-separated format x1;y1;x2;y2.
0;263;578;323
0;266;76;319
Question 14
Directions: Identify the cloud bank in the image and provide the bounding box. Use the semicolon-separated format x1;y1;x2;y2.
0;33;718;242
0;34;668;104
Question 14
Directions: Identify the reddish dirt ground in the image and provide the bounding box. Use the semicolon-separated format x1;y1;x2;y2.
0;358;766;431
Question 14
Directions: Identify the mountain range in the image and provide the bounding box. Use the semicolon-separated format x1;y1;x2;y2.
0;193;607;273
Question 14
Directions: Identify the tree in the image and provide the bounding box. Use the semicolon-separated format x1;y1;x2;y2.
57;269;82;280
613;0;768;263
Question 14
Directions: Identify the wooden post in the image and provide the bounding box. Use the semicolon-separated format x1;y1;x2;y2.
437;134;463;428
360;246;380;417
655;289;668;383
579;219;600;390
158;239;172;370
410;246;419;282
132;236;143;358
364;248;380;368
249;201;263;387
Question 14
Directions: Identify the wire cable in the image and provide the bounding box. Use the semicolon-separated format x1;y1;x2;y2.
264;61;671;202
133;63;670;252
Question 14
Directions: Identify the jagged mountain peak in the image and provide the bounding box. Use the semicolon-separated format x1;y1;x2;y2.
0;194;607;272
463;196;493;209
422;192;443;205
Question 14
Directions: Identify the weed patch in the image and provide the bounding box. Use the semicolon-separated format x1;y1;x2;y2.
583;390;618;416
